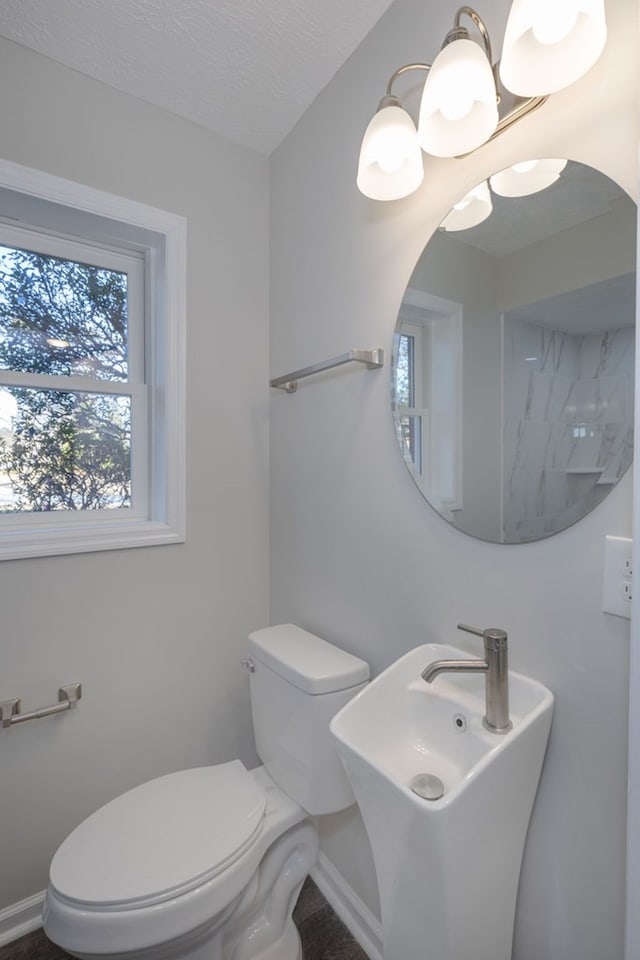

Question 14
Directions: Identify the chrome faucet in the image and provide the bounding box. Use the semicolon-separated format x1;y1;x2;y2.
421;623;512;734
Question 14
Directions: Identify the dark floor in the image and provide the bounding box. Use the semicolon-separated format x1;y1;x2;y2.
0;877;369;960
293;877;370;960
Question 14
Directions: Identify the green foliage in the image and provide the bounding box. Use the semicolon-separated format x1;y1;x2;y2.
0;246;131;512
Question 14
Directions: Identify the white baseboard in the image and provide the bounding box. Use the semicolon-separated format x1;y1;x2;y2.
310;851;383;960
0;891;45;948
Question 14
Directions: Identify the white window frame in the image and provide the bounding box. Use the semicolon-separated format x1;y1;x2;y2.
0;159;186;560
394;288;463;514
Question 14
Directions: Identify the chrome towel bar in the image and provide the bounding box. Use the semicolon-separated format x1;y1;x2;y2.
0;683;82;728
270;348;384;393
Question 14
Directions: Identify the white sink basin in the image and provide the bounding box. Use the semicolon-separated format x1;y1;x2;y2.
330;641;553;960
331;642;552;806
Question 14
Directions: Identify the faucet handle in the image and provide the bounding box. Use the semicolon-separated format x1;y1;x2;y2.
457;623;508;651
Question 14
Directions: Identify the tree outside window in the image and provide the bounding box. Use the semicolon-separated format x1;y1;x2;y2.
0;245;132;512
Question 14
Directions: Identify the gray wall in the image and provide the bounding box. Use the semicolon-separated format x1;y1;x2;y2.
269;1;638;958
0;37;267;909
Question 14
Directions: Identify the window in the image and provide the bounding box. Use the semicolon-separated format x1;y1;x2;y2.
0;160;186;560
395;331;422;473
393;289;463;513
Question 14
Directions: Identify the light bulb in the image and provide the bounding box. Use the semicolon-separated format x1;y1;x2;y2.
490;158;567;196
357;102;424;201
439;89;474;122
376;144;409;174
418;38;498;158
499;0;607;96
532;4;579;45
441;180;492;231
512;160;537;174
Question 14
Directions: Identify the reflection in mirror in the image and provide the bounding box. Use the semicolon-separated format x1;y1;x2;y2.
392;160;636;543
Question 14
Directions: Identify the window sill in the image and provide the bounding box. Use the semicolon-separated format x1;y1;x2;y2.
0;517;185;561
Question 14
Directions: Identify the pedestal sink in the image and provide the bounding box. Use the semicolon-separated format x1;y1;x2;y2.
330;640;553;960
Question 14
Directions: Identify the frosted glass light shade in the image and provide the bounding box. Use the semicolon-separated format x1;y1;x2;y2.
418;39;498;158
357;104;424;201
489;158;567;196
440;180;492;231
499;0;607;95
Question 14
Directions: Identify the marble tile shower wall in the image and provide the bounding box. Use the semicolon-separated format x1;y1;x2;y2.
502;317;634;542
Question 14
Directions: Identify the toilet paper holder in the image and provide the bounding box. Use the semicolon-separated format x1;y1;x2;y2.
0;682;82;728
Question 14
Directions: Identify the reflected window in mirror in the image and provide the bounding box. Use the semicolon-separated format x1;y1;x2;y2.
396;331;422;473
393;291;463;517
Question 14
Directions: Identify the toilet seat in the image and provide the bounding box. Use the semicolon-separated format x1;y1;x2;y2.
49;761;266;909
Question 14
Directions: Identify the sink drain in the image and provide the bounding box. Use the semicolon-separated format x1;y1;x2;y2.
410;773;445;801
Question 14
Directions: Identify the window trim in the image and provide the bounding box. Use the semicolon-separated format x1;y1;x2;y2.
0;220;148;518
394;287;463;515
0;159;186;560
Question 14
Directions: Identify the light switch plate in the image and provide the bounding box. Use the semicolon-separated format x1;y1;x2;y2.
603;535;633;619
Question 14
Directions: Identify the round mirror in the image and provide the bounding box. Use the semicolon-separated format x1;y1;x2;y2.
392;160;636;543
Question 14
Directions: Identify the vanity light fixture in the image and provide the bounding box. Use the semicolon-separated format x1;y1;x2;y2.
357;1;607;201
440;179;493;231
439;157;568;232
489;158;567;196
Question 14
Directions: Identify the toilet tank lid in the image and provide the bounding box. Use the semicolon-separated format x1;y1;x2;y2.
248;624;369;695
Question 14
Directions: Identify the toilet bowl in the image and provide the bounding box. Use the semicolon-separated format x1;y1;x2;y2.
43;625;369;960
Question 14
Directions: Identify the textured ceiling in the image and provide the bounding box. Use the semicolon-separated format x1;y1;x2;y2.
0;0;397;155
455;162;628;258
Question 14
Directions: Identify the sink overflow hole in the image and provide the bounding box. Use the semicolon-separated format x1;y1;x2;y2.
454;713;467;731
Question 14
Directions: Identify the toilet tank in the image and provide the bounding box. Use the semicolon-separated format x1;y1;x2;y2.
248;624;369;815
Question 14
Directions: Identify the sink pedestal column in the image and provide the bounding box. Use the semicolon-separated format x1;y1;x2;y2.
338;714;550;960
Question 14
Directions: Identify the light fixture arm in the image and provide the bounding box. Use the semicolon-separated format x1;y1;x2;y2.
383;3;494;100
453;6;493;63
385;62;431;100
490;90;546;141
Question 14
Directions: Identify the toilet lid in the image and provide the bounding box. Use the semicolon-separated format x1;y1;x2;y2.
49;761;266;908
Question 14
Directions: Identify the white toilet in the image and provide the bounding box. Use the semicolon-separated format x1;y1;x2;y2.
42;624;369;960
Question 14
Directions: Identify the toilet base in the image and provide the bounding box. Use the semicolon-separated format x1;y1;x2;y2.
247;920;302;960
222;815;315;960
155;909;302;960
224;918;302;960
